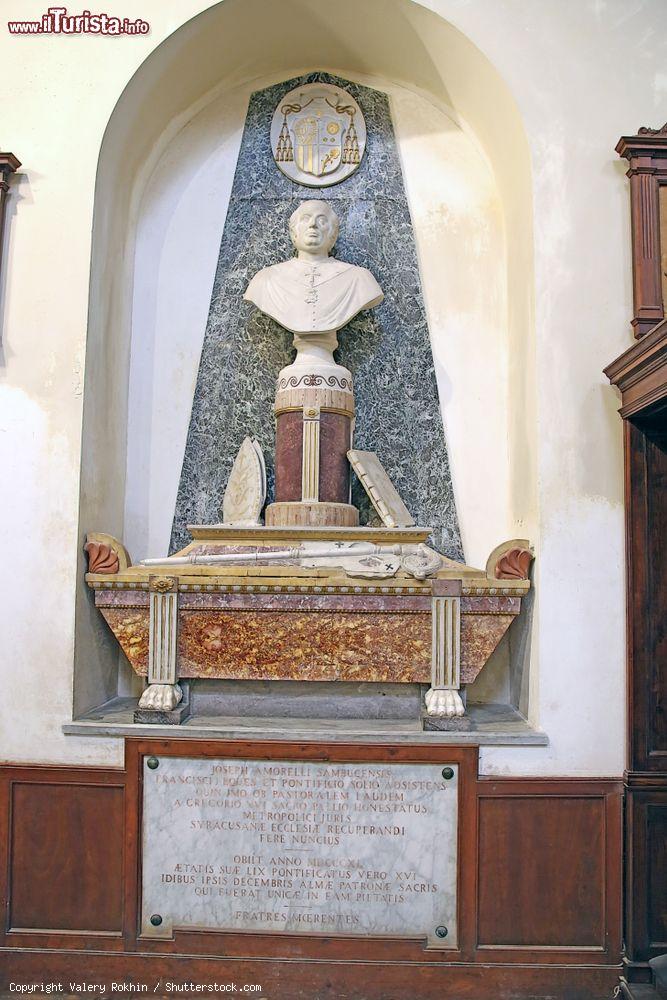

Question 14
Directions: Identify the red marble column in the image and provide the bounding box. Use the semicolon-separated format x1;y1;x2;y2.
267;382;358;527
274;410;352;504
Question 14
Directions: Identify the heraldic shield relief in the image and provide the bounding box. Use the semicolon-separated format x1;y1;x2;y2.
270;82;367;188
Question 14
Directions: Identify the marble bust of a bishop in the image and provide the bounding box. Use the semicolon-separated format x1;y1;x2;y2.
244;201;383;345
243;200;384;532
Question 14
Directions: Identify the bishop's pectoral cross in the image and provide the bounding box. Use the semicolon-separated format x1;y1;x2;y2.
305;264;319;306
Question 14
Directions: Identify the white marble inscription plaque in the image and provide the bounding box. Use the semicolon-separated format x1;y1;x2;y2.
141;757;458;946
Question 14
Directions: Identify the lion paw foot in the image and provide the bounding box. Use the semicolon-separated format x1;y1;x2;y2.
424;688;465;718
138;683;182;712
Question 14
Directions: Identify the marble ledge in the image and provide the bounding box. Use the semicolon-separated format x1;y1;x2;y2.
63;701;549;746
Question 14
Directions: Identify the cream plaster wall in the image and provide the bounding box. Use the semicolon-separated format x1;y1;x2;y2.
0;0;663;774
124;79;508;572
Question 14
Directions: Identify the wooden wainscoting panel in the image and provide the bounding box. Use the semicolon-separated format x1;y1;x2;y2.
477;783;621;954
0;747;623;999
8;781;124;933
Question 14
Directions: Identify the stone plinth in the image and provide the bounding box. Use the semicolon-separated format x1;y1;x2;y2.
265;500;358;527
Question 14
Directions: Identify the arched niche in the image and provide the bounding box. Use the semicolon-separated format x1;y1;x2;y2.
74;0;536;718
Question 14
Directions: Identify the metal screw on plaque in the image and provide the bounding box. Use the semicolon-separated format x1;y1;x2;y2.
435;925;448;939
441;767;454;780
150;914;163;927
147;757;159;770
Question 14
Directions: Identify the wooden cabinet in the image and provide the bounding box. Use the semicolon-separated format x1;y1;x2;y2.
606;125;667;988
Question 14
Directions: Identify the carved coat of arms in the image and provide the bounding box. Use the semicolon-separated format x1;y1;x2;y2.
270;82;366;188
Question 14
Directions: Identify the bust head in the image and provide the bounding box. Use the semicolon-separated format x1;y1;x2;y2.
289;200;339;256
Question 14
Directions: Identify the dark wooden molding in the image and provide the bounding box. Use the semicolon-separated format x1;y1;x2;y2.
605;319;667;417
617;130;667;158
616;129;667;338
626;771;667;788
0;153;21;186
0;950;623;1000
